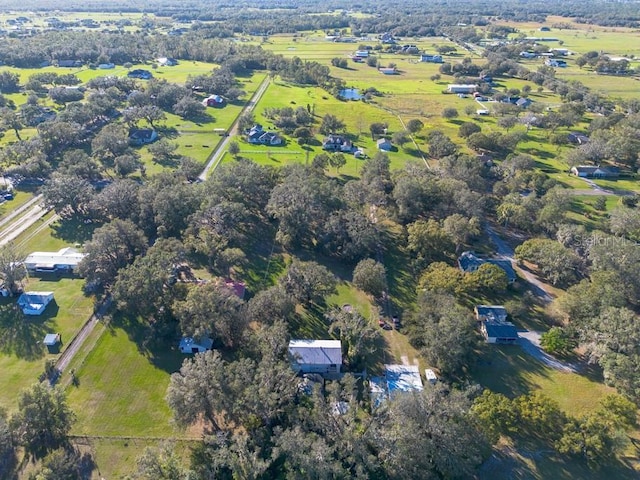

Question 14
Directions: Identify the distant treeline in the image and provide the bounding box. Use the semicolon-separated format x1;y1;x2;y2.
2;0;640;29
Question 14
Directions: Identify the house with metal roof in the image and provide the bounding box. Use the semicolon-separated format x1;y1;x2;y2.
17;292;54;316
481;320;519;344
288;339;342;375
474;305;508;323
23;248;86;274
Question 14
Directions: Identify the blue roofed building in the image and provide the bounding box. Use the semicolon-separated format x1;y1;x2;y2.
458;251;517;283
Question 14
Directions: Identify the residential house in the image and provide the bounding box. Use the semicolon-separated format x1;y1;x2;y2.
481;319;519;344
17;291;54;316
98;63;115;69
570;165;620;179
57;59;82;68
322;134;354;152
545;59;567;68
379;67;397;75
129;128;158;145
568;132;589;145
420;54;444;63
246;125;283;146
519;51;537;59
288;339;342;375
23;247;86;274
376;138;393;151
516;98;532;108
179;337;213;354
551;48;570;56
458;251;517;283
157;57;178;66
447;84;477;94
202;94;225;107
477;109;490;115
127;69;153;80
354;50;369;58
474;305;508;323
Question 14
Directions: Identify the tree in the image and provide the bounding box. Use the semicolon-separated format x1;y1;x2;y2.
497;115;518;131
418;262;466;296
369;122;387;140
136;443;193;480
10;384;75;456
467;263;509;294
91;123;130;167
540;327;574;356
0;107;23;140
329;152;347;173
319;114;346;134
352;259;386;298
405;292;478;375
279;260;337;305
174;282;247;349
327;307;380;369
148;139;179;165
441;107;459;119
247;285;296;325
0;247;27;294
406;119;424;134
442;214;480;252
0;408;15;474
78;219;148;287
515;238;582;287
29;448;87;480
41;174;94;219
173;96;206;120
406;219;455;268
427;131;457;158
228;141;240;157
392;130;410;148
0;72;20;93
471;390;518;442
90;180;140;221
374;386;489;479
458;121;481;138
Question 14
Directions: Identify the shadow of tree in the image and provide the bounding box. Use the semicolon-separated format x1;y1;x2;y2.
0;303;47;360
51;218;100;244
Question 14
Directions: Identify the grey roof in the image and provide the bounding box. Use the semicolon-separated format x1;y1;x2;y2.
475;305;508;321
458;251;516;282
484;321;518;339
289;340;342;365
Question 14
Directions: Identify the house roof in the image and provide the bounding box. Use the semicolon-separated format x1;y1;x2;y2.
179;337;213;350
475;305;508;321
385;364;423;396
484;321;519;339
289;340;342;365
43;333;60;346
572;165;619;175
376;138;391;145
129;129;156;141
24;248;85;267
458;251;517;282
18;291;54;304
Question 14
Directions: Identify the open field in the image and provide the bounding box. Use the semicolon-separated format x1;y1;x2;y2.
0;276;94;411
66;318;183;437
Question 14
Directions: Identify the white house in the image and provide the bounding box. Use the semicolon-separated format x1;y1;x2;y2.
288;339;342;375
179;337;213;354
447;84;476;94
23;248;86;274
17;291;54;316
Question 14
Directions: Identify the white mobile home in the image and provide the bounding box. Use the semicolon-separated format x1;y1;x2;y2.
289;339;342;375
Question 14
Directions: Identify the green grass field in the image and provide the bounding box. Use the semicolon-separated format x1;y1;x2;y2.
66;319;183;437
0;276;94;411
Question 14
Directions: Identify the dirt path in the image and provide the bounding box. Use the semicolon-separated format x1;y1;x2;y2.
51;297;112;385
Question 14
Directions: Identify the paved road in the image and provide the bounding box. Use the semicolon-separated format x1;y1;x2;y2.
198;76;271;181
485;225;553;303
518;330;578;373
0;201;51;247
0;194;44;230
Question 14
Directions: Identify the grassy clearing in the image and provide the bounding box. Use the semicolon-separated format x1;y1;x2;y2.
0;276;94;411
66;317;183;437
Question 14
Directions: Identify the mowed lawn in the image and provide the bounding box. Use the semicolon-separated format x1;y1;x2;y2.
0;277;94;411
66;323;184;437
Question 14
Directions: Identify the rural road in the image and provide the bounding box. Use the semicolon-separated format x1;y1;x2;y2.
0;194;44;230
0;200;51;247
485;225;553;303
485;226;579;372
198;76;271;181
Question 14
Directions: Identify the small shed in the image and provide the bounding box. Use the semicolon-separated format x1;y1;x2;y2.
425;369;438;385
43;333;61;353
377;138;393;151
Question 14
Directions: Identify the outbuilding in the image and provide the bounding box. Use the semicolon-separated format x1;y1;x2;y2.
43;333;61;353
179;337;213;354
